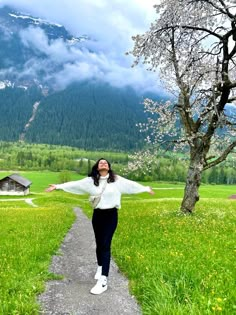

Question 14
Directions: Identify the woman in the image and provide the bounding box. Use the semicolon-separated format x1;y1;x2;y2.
46;158;154;295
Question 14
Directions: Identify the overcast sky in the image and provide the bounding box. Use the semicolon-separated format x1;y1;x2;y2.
0;0;163;93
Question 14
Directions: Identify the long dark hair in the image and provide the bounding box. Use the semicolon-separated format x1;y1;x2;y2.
88;158;116;186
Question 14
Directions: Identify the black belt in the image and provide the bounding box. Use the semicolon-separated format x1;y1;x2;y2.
94;207;117;212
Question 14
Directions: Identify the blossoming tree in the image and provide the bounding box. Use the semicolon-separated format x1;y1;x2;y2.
129;0;236;213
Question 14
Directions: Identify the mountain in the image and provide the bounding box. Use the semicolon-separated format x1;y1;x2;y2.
16;82;149;150
0;5;86;89
0;6;162;151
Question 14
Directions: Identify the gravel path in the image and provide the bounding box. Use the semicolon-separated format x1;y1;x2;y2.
38;207;141;315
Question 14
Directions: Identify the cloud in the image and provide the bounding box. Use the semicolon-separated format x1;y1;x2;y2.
20;27;74;62
0;0;162;94
18;26;161;92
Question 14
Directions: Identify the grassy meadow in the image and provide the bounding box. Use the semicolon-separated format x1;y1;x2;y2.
0;171;235;314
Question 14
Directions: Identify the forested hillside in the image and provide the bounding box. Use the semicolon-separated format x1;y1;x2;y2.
0;82;158;151
0;86;42;141
0;82;152;151
25;82;148;150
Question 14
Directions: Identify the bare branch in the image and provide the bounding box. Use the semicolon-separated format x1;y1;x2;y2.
228;97;236;103
176;25;223;40
204;140;236;170
228;42;236;59
194;0;235;18
151;24;223;41
217;0;236;17
229;81;236;88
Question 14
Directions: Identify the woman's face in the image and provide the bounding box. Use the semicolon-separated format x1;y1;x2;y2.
97;159;110;172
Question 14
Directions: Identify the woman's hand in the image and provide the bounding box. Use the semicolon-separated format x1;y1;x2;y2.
149;187;155;195
45;184;57;192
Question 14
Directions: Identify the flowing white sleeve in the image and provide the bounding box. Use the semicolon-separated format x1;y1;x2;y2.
55;177;93;195
115;175;151;194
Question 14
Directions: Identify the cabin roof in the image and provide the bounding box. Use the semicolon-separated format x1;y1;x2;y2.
0;174;32;188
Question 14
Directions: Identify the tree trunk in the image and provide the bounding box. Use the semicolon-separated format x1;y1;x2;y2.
180;159;203;214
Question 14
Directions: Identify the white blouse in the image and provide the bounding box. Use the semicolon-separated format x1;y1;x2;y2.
55;174;151;209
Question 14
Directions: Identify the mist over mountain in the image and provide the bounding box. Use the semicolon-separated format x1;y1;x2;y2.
0;6;164;151
0;5;87;90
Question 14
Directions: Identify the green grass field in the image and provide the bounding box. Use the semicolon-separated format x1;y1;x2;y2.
114;200;236;314
0;171;235;314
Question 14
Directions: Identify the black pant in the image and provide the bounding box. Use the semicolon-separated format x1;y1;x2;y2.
92;208;118;277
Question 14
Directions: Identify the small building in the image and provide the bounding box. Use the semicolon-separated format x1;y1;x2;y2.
0;174;32;196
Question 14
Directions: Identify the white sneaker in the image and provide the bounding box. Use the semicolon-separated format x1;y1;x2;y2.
90;275;108;295
94;266;102;280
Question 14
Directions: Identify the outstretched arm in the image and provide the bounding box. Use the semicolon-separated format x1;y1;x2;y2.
116;175;155;195
45;177;93;195
45;184;57;192
149;188;155;195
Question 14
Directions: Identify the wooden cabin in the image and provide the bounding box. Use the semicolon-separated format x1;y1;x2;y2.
0;174;32;196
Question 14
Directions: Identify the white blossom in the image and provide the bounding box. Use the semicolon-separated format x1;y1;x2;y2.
128;0;236;173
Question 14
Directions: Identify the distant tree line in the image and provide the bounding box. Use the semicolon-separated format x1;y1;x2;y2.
0;141;128;174
122;151;236;185
124;158;236;185
0;141;235;184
